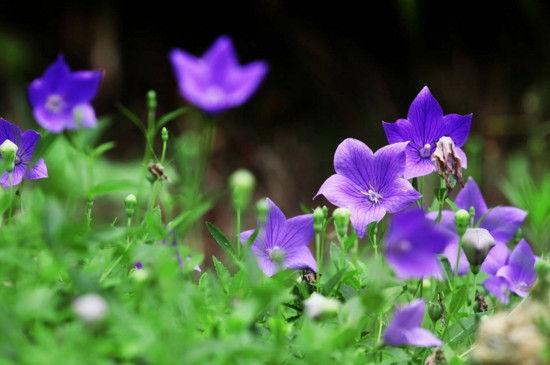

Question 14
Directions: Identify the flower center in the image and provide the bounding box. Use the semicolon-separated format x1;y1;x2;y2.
396;240;412;253
361;189;382;204
418;143;432;158
45;94;66;114
14;155;21;165
518;282;529;291
204;86;225;104
267;246;285;262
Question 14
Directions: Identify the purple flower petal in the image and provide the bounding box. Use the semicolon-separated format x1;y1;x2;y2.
240;229;255;245
349;203;386;239
455;147;468;169
39;55;72;92
224;61;268;107
333;138;374;188
455;177;488;222
405;328;444;347
442;113;472;147
483;275;510;305
0;164;26;187
66;70;102;104
280;214;314;249
204;35;239;74
480;206;527;245
442;239;470;275
73;103;98;129
0;118;23;146
19;129;41;163
24;158;48;180
497;239;536;297
284;245;317;272
380;178;422;213
384;299;442;347
481;243;510;276
264;198;287;247
33;107;72;133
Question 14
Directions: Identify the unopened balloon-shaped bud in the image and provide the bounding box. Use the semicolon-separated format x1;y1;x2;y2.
428;301;442;322
229;169;256;212
303;293;340;319
313;207;324;234
0;139;18;173
462;228;496;269
147;90;157;110
72;293;108;323
161;127;169;142
256;199;269;225
333;207;351;238
469;206;476;226
455;209;470;236
125;194;137;218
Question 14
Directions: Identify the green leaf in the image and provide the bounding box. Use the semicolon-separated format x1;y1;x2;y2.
329;241;343;269
245;225;261;249
212;256;231;293
117;103;145;132
447;314;478;344
322;269;345;296
144;206;164;240
92;141;116;158
449;285;468;315
88;180;138;198
434;188;448;204
438;256;454;291
206;222;237;260
446;198;459;212
155;107;188;132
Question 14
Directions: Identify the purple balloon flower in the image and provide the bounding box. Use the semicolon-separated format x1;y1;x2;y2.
383;86;472;179
383;299;443;347
427;177;527;275
169;35;268;114
28;55;103;133
240;198;316;277
0;118;48;187
483;240;536;305
385;209;452;279
315;139;421;239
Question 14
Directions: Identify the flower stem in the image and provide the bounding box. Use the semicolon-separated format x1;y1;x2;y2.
315;232;321;286
419;176;424;207
236;208;241;260
8;172;13;224
471;273;478;313
453;236;463;291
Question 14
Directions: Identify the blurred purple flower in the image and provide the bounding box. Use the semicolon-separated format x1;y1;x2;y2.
28;55;103;133
0;118;48;187
162;226;201;272
169;35;268;114
427;177;527;275
383;86;472;179
385;209;452;279
240;198;316;277
383;299;443;347
483;239;536;305
315;139;421;239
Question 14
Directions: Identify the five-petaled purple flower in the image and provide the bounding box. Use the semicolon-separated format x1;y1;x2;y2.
483;239;536;305
28;55;103;133
169;35;268;114
0;118;48;187
240;198;316;277
385;209;452;279
315;139;421;239
383;299;443;347
383;86;472;179
427;177;527;275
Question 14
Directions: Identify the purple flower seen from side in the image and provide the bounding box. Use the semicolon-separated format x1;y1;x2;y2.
383;86;472;179
0;118;48;187
240;198;316;277
169;35;268;114
383;299;443;347
427;177;527;275
385;209;452;279
28;55;103;133
315;139;421;239
483;239;536;305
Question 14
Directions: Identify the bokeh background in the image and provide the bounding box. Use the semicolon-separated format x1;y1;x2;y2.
1;0;549;252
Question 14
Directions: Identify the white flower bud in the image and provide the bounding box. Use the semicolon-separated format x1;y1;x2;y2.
72;294;108;322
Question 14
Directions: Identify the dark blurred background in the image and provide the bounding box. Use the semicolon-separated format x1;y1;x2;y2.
1;0;550;230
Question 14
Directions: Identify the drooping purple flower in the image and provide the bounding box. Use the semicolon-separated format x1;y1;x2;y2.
169;35;268;114
0;118;48;187
315;139;421;239
483;240;536;304
28;55;103;133
383;86;472;179
385;209;452;279
240;198;316;277
383;299;443;347
427;177;527;275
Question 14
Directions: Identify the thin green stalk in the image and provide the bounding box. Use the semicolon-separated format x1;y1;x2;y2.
315;232;321;285
471;273;478;313
100;216;134;284
435;177;446;223
8;172;13;223
86;199;93;229
236;208;241;260
419;176;424;207
148;181;161;212
453;236;463;291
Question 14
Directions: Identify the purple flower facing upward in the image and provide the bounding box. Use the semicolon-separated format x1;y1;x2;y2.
383;299;443;347
427;177;527;275
315;139;421;239
169;35;268;114
483;239;536;305
28;55;102;133
240;198;316;277
0;118;48;187
385;209;452;279
383;86;472;179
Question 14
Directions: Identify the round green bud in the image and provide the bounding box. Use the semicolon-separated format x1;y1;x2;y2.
0;139;18;173
125;194;137;218
455;209;470;236
428;301;442;322
333;207;351;238
322;205;329;219
256;199;269;224
313;207;324;234
161;127;169;142
534;257;550;278
147;90;157;110
229;169;256;211
462;228;496;267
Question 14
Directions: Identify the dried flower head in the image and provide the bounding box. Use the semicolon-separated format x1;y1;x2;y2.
431;136;464;193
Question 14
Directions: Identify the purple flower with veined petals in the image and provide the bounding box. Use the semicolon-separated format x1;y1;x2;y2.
240;198;316;277
0;118;48;187
315;139;421;239
383;299;443;347
427;176;527;275
28;55;103;133
383;86;472;179
169;35;268;114
385;209;452;279
484;239;536;305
